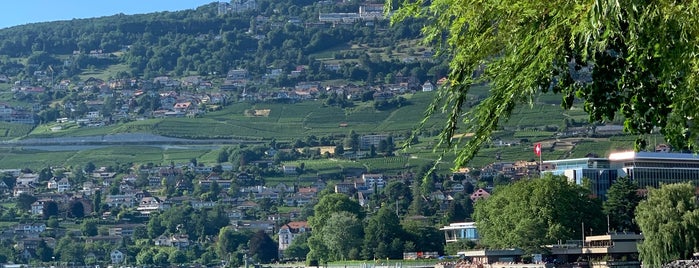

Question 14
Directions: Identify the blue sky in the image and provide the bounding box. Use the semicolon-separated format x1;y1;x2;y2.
0;1;217;29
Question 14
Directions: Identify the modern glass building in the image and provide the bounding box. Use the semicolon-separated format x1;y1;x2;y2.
541;157;617;199
543;151;699;199
440;222;479;243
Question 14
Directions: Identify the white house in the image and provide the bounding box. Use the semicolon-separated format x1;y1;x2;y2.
56;177;71;192
422;81;435;92
278;221;310;257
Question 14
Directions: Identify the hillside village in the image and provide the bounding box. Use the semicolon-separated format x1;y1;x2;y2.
1;65;440;127
0;146;497;266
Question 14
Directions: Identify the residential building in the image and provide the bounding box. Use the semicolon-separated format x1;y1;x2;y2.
334;182;355;194
16;173;39;186
154;234;190;250
30;199;49;215
137;196;163;215
360;134;388;150
361;173;386;192
278;221;310;257
108;224;143;238
440;222;479;243
106;194;138;208
470;188;490;202
422;81;435;92
56;177;71;192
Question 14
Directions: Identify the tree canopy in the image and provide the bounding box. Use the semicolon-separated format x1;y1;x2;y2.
635;183;699;266
603;176;641;233
472;174;604;253
392;0;699;167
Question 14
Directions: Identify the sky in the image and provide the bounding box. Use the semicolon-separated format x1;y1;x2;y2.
0;1;218;29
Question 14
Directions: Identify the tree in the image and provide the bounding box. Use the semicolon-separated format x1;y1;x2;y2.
603;177;641;233
84;162;96;174
362;206;403;259
69;200;85;218
217;149;230;163
635;183;699;267
285;232;310;260
56;236;84;264
217;227;250;258
307;193;363;262
333;143;344;156
392;0;699;168
473;174;604;253
344;130;359;151
42;200;59;220
383;180;412;214
92;190;101;215
82;219;98;236
36;239;54;262
320;211;364;261
402;220;445;254
16;193;37;211
308;193;363;231
168;250;187;264
248;230;277;263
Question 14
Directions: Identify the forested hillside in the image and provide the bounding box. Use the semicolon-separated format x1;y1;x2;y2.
0;0;445;86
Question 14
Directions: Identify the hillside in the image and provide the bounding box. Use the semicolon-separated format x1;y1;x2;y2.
0;0;643;172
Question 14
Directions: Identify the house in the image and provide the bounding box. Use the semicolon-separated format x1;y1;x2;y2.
234;220;275;233
361;174;386;191
278;221;311;256
14;223;47;237
441;222;479;243
282;165;298;175
108;224;143;237
18;237;56;250
56;177;71;192
16;173;39;186
173;102;192;113
154;234;191;249
334;182;356;194
110;249;125;264
137;196;163;215
470;188;491;202
14;184;35;197
199;173;232;190
284;194;315;207
105;194;138;208
422;81;435;92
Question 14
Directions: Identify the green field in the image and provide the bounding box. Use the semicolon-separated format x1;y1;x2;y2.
0;90;644;173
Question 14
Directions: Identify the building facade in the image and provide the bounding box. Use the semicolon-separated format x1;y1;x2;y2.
543;151;699;199
278;221;310;258
440;222;479;243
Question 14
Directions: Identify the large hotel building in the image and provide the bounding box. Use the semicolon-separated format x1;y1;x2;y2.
541;151;699;199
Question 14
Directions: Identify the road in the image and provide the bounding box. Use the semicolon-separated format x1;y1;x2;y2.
0;133;263;148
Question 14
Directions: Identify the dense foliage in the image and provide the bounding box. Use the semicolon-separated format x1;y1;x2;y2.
0;1;444;86
473;174;604;253
602;176;641;233
393;0;699;168
635;183;699;267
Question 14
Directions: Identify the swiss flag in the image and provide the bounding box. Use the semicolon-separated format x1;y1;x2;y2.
534;143;541;156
